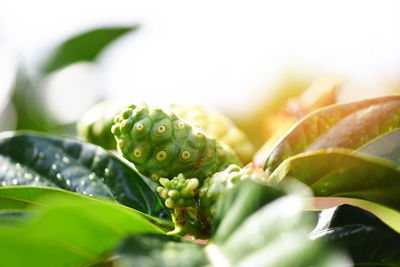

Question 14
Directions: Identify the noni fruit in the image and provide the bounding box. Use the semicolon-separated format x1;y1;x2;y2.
77;101;124;149
112;103;242;183
170;104;255;163
156;164;267;238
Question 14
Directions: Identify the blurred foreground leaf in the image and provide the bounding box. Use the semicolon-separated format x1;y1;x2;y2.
115;180;350;267
211;180;286;243
0;132;167;218
0;186;163;267
116;234;208;267
41;26;138;75
310;205;400;266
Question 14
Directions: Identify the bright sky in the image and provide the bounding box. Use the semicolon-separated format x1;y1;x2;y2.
1;0;400;121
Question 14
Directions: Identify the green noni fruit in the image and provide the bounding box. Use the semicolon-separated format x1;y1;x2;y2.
112;103;242;183
156;164;267;238
77;101;123;149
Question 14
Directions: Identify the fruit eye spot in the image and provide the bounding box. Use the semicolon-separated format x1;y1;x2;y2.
133;147;143;158
206;171;213;177
156;151;167;161
181;151;191;160
206;150;213;158
151;174;159;182
120;119;132;131
121;109;132;119
195;131;203;138
157;125;167;134
135;122;144;131
177;121;185;129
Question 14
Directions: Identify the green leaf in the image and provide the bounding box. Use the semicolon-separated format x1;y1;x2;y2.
40;26;138;74
358;128;400;164
115;234;209;267
0;186;163;267
269;149;400;211
208;181;349;267
264;95;400;173
112;181;349;267
310;205;400;266
211;179;286;243
0;131;167;218
0;210;34;228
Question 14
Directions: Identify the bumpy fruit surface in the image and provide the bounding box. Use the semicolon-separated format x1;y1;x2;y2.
198;164;267;225
112;103;242;183
171;104;255;163
156;164;267;238
77;101;123;149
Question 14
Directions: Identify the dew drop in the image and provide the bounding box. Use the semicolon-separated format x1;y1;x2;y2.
55;153;61;159
89;173;95;180
51;164;57;171
104;168;110;176
56;173;63;181
88;193;93;197
66;179;71;186
81;180;85;185
62;157;70;164
12;179;18;185
24;173;33;180
1;181;6;186
83;190;87;195
15;163;21;169
34;176;40;182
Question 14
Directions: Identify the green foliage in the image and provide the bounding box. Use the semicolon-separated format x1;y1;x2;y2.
0;186;165;267
310;204;400;266
116;234;208;267
358;128;400;164
115;180;349;267
269;148;400;211
0;132;166;217
5;70;400;267
40;26;138;75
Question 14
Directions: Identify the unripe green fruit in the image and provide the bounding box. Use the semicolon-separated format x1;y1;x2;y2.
170;104;255;163
157;164;267;238
78;101;254;164
198;164;266;225
77;101;123;149
157;174;199;208
113;103;242;182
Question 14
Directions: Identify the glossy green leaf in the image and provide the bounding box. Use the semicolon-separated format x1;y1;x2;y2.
358;128;400;164
312;196;400;234
115;234;209;267
0;187;163;267
0;185;85;211
310;204;400;266
270;149;400;210
40;26;138;74
264;95;400;173
0;131;166;218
